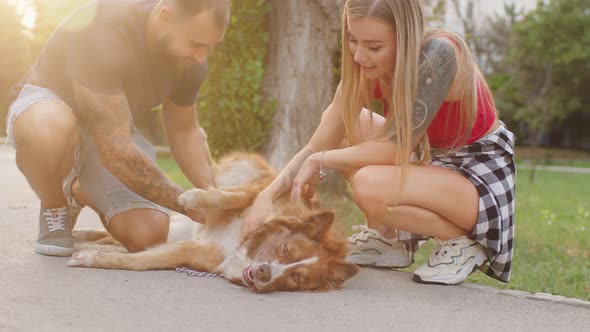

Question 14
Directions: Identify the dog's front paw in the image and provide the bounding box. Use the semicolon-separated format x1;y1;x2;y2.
178;188;208;209
67;250;99;267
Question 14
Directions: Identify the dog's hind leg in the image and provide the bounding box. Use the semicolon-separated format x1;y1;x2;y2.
67;241;224;272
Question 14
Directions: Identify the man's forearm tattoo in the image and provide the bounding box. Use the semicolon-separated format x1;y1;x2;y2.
105;143;186;212
74;83;186;213
274;148;314;199
389;38;457;144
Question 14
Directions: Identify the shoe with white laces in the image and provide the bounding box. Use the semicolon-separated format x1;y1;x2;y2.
62;167;83;226
346;225;412;268
412;235;486;285
35;207;74;256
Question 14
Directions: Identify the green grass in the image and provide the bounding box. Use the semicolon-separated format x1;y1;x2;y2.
517;158;590;168
159;157;590;301
322;170;590;301
157;158;192;189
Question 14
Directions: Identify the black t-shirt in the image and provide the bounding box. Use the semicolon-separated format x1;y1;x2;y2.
10;0;206;117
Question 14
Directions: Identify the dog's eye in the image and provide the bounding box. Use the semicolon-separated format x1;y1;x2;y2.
282;243;290;256
291;274;301;284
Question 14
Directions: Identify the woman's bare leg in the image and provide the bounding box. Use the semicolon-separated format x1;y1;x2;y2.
351;164;479;240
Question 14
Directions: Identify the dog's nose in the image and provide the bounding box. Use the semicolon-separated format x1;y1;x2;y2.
254;264;271;283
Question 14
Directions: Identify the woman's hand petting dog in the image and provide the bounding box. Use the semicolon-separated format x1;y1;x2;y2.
291;154;321;202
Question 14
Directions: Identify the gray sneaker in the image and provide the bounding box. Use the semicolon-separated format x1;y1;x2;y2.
346;225;412;268
62;167;83;227
35;207;74;256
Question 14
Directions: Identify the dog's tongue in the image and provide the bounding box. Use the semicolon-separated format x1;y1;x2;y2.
242;267;254;286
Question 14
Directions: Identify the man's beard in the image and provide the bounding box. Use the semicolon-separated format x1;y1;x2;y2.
153;34;183;69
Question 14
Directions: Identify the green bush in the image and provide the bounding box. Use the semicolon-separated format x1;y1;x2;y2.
196;0;276;157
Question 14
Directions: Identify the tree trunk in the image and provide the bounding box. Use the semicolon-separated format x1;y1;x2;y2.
262;0;344;169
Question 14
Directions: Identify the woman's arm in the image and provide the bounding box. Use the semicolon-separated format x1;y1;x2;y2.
241;84;346;236
319;38;458;170
259;84;347;202
291;39;458;196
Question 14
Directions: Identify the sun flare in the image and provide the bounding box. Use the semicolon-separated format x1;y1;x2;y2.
7;0;36;30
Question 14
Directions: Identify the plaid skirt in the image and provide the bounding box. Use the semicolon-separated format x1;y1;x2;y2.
401;123;516;282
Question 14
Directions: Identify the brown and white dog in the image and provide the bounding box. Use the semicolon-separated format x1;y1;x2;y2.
67;153;359;293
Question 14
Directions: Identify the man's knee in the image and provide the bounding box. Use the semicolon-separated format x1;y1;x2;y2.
108;209;170;253
13;101;78;150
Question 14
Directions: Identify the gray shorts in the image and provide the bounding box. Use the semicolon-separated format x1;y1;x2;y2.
6;84;170;224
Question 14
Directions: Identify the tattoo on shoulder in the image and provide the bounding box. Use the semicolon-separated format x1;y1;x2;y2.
389;39;457;144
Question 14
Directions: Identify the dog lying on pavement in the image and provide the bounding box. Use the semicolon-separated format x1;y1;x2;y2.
67;152;359;293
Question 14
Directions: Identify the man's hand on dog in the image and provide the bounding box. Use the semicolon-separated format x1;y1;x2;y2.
178;189;209;224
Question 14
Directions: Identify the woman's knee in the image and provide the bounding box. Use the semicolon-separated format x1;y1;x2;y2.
351;166;392;214
108;209;170;252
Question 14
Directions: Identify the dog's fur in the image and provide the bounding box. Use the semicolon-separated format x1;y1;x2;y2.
68;152;359;293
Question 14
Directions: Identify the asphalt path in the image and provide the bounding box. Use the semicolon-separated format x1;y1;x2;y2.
1;144;588;332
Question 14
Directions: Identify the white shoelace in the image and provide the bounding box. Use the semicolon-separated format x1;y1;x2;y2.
349;225;379;242
429;239;461;264
43;209;68;232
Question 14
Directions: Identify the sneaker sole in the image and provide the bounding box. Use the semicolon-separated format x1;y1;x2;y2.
35;244;74;257
347;254;412;268
412;251;486;285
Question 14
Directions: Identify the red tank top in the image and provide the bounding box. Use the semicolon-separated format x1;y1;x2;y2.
375;80;495;148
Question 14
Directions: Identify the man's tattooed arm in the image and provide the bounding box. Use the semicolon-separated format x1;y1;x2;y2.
266;148;314;201
391;38;457;145
73;81;186;213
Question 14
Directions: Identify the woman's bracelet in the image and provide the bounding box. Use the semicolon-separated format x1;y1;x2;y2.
319;151;327;183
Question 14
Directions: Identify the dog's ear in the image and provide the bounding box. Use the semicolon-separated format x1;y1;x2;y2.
303;211;334;240
327;261;359;287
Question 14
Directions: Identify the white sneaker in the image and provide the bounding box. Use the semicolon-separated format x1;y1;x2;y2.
413;236;486;285
346;225;412;268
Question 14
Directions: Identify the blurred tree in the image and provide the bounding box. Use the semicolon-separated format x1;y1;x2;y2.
262;0;344;169
493;0;590;149
197;0;276;156
449;0;484;60
423;0;447;26
0;0;31;133
479;4;520;130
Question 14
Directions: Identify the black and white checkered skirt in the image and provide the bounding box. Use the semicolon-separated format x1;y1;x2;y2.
404;123;516;282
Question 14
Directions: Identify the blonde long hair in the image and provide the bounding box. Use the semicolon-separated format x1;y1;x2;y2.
341;0;496;180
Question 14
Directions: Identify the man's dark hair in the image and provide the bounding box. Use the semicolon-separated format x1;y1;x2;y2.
173;0;231;27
